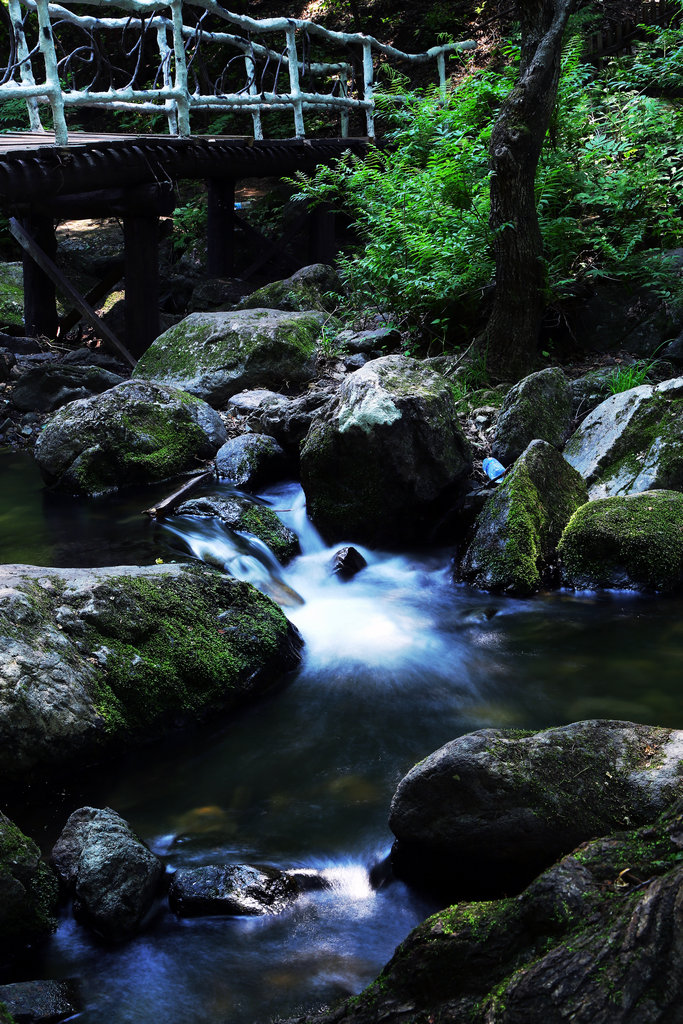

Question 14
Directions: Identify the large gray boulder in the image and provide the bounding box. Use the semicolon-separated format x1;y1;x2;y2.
237;264;343;313
389;720;683;898
300;355;471;545
563;377;683;498
0;563;302;781
0;812;58;967
52;807;162;941
558;490;683;592
133;309;324;406
459;440;588;594
34;379;226;496
491;367;573;466
292;798;683;1024
169;863;300;917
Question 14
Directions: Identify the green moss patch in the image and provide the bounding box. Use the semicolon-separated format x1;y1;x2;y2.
559;489;683;592
0;263;24;330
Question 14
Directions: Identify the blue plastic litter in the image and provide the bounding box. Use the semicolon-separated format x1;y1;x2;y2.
482;457;506;481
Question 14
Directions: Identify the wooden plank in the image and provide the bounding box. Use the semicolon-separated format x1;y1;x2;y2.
57;264;123;338
9;216;136;367
143;470;214;518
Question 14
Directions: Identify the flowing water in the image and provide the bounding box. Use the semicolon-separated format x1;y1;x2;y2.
2;452;683;1023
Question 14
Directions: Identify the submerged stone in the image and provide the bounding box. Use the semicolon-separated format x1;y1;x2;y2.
34;379;226;496
133;309;324;406
491;367;573;466
52;807;162;942
0;980;79;1024
558;489;683;592
0;563;302;782
300;355;471;545
0;812;58;967
563;377;683;498
459;439;588;594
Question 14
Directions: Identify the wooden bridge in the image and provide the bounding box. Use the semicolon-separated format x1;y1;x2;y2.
0;1;474;359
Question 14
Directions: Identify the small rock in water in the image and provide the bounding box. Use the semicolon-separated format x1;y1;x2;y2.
0;979;80;1024
169;863;300;917
330;546;367;580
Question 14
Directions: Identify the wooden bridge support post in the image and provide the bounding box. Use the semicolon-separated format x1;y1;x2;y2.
21;212;58;338
308;202;337;266
207;178;236;277
123;213;160;358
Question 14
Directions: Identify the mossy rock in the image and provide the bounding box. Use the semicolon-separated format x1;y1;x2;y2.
236;264;343;313
177;495;300;563
491;367;573;466
300;355;471;545
558;489;683;592
133;309;325;406
0;563;302;782
34;379;227;496
460;440;588;595
388;719;683;902
564;377;683;499
0;263;24;331
0;811;58;967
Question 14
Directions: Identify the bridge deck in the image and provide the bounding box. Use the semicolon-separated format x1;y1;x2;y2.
0;132;367;205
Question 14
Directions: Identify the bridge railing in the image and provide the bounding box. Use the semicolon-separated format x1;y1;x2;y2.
0;0;475;145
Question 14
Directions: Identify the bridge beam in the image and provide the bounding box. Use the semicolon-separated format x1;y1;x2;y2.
124;213;161;358
21;212;59;339
207;178;235;278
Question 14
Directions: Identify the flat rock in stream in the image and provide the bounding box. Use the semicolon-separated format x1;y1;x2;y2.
0;563;302;783
169;863;301;917
389;719;683;899
52;807;162;941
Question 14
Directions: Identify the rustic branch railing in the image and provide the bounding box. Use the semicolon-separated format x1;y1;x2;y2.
0;0;475;145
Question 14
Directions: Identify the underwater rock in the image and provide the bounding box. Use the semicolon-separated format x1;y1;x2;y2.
169;863;300;917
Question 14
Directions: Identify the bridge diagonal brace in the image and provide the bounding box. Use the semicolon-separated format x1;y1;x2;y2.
9;216;137;369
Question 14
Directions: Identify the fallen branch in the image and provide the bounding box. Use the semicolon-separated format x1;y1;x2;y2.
143;470;214;519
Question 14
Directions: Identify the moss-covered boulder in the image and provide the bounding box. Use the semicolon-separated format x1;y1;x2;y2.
236;264;343;313
459;440;588;594
176;495;300;563
558;490;683;592
0;811;58;967
34;379;226;496
293;799;683;1024
300;355;471;545
564;377;683;498
491;367;573;466
0;563;302;783
389;720;683;900
11;363;125;414
0;263;24;331
133;309;324;406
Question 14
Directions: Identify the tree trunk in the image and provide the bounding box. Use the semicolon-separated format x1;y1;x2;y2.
479;0;576;381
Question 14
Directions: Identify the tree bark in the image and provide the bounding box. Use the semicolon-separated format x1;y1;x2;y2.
479;0;577;381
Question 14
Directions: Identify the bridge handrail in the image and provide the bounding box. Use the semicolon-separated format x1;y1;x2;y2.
1;0;475;145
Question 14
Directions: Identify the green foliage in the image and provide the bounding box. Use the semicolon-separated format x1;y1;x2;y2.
605;361;653;394
291;31;683;341
0;97;31;133
608;9;683;95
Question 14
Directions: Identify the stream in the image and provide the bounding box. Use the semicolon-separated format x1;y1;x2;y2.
2;451;683;1023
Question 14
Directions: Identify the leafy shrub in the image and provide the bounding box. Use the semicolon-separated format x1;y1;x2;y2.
291;33;683;344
